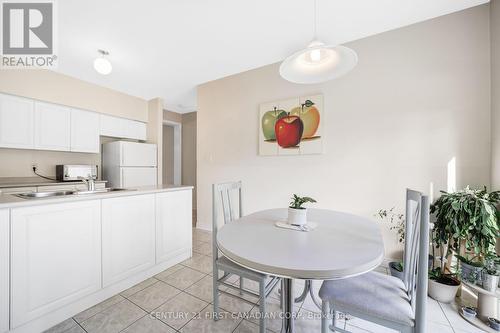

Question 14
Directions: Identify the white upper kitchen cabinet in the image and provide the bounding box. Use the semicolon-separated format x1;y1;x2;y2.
102;194;155;287
99;114;121;138
34;102;71;151
156;190;192;264
0;210;9;333
70;108;100;153
0;93;34;149
10;201;102;328
100;114;146;141
122;119;146;140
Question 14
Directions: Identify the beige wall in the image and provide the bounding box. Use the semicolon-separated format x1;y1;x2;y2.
182;112;197;208
0;70;150;178
197;5;491;257
162;125;175;184
162;110;197;209
0;70;148;121
164;110;183;123
492;0;500;190
148;98;164;184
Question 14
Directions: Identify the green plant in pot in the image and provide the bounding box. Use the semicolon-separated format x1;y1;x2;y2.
429;186;500;302
288;194;316;226
482;254;500;292
428;266;461;303
375;208;405;280
455;254;484;284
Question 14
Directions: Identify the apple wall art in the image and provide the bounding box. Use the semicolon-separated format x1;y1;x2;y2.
259;94;323;156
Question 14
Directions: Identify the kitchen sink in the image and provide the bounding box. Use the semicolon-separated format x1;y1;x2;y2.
15;190;76;198
74;188;132;195
15;188;133;199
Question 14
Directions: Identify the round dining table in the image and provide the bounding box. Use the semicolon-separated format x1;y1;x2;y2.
217;208;385;333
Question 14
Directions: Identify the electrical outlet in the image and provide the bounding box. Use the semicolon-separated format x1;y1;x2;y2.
32;163;38;171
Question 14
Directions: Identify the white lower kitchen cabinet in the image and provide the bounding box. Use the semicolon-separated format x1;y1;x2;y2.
0;210;9;333
102;194;156;287
10;201;102;328
156;190;192;263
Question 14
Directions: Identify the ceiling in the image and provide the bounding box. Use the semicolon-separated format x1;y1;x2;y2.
55;0;488;113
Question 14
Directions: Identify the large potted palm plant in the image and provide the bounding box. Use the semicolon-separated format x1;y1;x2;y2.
429;186;500;301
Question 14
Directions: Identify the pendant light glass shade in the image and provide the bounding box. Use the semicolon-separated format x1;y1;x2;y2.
94;49;112;75
280;40;358;84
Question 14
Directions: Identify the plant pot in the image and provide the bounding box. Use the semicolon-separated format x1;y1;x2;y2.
288;207;307;226
428;277;460;303
482;273;500;292
460;261;483;283
389;262;404;280
489;317;500;331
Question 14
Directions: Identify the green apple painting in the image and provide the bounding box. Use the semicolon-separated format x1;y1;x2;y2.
259;94;323;156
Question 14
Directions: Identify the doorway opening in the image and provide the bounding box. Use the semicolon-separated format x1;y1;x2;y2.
162;121;181;185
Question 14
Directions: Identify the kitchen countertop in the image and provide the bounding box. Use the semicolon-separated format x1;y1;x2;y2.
0;184;193;209
0;177;107;188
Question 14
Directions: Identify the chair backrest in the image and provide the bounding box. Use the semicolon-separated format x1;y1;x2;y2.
405;195;429;332
403;189;422;290
212;181;243;259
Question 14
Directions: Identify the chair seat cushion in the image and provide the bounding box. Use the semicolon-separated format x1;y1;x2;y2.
217;255;268;281
319;271;414;327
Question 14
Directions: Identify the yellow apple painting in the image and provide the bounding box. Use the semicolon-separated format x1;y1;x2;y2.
259;94;323;156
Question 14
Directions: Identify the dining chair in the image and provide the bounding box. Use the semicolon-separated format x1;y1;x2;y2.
212;181;281;333
319;190;429;333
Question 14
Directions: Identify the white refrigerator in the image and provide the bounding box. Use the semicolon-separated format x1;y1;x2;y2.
102;141;157;188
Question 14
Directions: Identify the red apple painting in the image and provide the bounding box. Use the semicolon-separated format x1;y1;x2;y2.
259;94;323;156
275;116;303;148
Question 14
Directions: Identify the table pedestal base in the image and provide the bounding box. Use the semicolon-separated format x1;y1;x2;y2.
282;278;295;333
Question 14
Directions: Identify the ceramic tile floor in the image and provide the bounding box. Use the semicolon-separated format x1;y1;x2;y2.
45;228;486;333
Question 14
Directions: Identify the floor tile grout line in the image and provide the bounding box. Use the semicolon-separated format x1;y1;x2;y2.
73;296;128;326
116;313;148;333
124;284;184;314
119;277;160;299
437;301;459;333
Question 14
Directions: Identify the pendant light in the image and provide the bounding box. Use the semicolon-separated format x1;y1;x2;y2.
94;49;112;75
279;0;358;84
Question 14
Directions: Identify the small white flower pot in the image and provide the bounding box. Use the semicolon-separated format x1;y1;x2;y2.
288;208;307;226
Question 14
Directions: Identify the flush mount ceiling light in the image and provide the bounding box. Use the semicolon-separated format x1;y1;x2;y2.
279;0;358;84
94;49;112;75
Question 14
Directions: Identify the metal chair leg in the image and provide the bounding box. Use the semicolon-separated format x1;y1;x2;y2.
329;310;338;332
213;269;220;320
259;280;267;333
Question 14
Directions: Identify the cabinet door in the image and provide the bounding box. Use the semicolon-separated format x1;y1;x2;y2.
71;109;100;153
102;194;155;287
0;210;9;333
10;201;101;328
156;190;192;263
34;102;71;151
122;120;146;140
99;114;121;138
0;93;34;149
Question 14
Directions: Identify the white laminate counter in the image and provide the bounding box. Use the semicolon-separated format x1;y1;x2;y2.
0;185;193;209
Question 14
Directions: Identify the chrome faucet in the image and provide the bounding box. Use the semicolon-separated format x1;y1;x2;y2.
78;175;96;191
